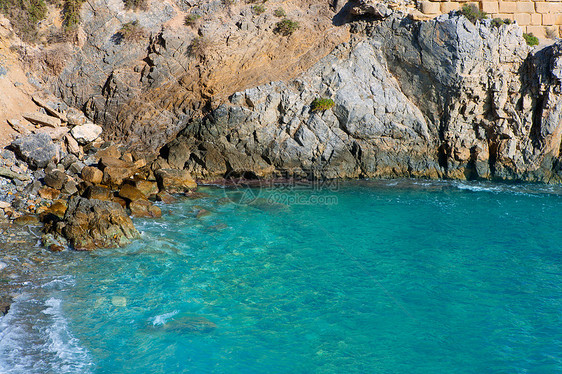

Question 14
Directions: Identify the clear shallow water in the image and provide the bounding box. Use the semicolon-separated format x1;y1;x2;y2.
1;180;562;373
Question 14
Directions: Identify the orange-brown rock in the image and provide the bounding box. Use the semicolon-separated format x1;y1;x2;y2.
95;145;121;160
134;180;159;197
155;169;197;193
38;186;60;200
81;166;103;184
129;199;162;218
46;196;139;250
156;192;176;204
83;185;112;201
118;184;147;202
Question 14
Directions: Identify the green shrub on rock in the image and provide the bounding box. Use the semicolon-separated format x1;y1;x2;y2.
184;13;200;27
118;20;145;42
274;18;299;36
459;4;487;24
124;0;147;11
491;18;512;27
0;0;48;42
252;4;265;14
523;33;539;46
311;98;335;112
273;7;285;17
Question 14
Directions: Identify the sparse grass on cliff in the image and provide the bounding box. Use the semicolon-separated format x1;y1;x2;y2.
273;8;285;17
124;0;147;11
523;33;539;46
311;98;334;112
0;0;48;42
118;20;145;42
491;18;512;27
274;18;299;36
459;4;487;24
62;0;84;33
188;36;211;59
252;4;265;15
184;13;200;27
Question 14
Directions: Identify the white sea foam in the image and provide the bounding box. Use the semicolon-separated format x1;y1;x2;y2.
454;182;502;192
150;310;179;326
0;295;93;374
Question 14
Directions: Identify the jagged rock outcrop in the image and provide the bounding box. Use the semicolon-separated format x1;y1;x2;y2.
45;196;140;250
51;0;349;155
157;14;562;183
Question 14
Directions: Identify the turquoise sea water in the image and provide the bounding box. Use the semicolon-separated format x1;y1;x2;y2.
1;180;562;373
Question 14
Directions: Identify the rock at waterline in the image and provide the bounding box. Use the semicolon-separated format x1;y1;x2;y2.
44;196;139;250
10;133;58;169
155;169;197;193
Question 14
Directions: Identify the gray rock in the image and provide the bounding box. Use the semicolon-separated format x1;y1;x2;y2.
10;133;59;169
44;170;67;190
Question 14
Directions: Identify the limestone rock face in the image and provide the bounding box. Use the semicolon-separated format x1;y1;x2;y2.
10;133;58;169
51;0;349;156
46;196;139;250
161;15;562;183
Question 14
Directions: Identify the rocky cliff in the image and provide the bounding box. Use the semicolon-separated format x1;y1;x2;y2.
159;13;562;182
39;1;562;183
50;0;349;155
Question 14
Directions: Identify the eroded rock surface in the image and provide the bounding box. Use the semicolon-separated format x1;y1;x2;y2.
45;196;139;250
160;14;562;183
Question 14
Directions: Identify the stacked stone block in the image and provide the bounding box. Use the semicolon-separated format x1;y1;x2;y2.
417;0;562;38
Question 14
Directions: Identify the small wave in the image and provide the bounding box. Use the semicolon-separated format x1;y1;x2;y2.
150;310;179;326
0;296;93;374
453;182;502;193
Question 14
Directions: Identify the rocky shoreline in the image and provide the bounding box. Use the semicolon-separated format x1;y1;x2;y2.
0;97;202;313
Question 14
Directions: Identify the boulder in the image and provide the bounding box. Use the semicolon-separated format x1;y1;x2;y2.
32;96;67;121
103;167;135;186
43;200;68;219
155;169;197;193
95;145;121;159
46;196;139;250
65;133;81;156
68;161;86;175
350;0;392;17
129;199;162;218
22;112;61;128
118;184;146;202
0;167;31;181
62;180;78;195
100;156;131;169
81;166;103;184
83;185;112;200
38;186;60;200
44;170;67;190
66;108;87;126
71;123;103;144
10;133;58;168
13;215;39;225
134;180;159;197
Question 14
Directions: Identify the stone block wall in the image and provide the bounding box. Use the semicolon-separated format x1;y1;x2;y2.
418;0;562;38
